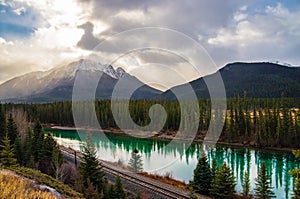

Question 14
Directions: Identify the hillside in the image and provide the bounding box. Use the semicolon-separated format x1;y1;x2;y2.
5;167;83;198
0;59;162;103
161;62;300;99
1;61;300;102
0;169;63;199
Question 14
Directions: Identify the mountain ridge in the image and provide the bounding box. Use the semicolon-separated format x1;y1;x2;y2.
1;61;300;102
0;59;161;102
160;62;300;99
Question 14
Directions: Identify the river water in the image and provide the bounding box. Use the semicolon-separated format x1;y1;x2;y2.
48;129;300;199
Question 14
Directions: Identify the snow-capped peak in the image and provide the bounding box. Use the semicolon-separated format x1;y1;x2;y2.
103;65;126;79
116;67;126;78
54;59;126;79
63;59;105;77
0;59;128;100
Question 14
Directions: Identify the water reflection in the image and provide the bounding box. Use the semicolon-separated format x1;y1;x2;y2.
48;129;299;199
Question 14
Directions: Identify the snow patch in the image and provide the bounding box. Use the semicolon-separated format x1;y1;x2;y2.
270;60;293;67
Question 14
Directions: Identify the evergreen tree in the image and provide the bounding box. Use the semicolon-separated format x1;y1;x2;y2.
108;184;117;199
0;133;17;167
211;159;217;185
275;117;281;146
210;162;236;199
135;191;141;199
3;97;300;148
23;128;34;168
192;152;212;195
6;113;18;145
128;147;143;173
242;171;251;198
0;104;6;143
32;120;44;166
115;176;126;199
290;150;300;199
290;171;300;199
79;133;105;194
255;162;275;199
84;178;101;199
188;184;198;199
14;135;23;165
39;133;63;176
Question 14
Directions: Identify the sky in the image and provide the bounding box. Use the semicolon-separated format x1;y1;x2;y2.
0;0;300;88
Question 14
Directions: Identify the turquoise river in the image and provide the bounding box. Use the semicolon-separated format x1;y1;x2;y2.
48;129;300;199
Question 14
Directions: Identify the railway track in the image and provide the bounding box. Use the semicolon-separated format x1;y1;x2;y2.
60;146;190;199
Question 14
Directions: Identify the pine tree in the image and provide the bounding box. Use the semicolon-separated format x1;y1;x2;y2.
0;133;17;167
128;147;143;173
188;184;198;199
108;184;117;199
23;128;34;168
255;162;275;199
290;171;300;199
6;113;18;145
211;159;217;185
290;150;300;199
242;171;251;198
14;135;23;165
115;176;126;199
39;133;63;176
79;133;104;194
84;178;101;199
32;120;44;166
0;104;6;143
192;152;212;195
210;162;236;199
135;192;141;199
275;117;281;146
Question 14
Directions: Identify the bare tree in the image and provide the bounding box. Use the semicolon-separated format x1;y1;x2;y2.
53;157;78;185
7;108;30;143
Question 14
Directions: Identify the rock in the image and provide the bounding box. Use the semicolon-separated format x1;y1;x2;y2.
35;185;62;198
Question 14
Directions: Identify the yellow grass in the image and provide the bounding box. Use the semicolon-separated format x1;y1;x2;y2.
0;170;58;199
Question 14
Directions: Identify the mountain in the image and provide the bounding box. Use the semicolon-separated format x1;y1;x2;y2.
160;62;300;99
2;61;300;103
0;59;162;102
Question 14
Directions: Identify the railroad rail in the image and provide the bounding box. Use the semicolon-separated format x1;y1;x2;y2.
59;145;191;199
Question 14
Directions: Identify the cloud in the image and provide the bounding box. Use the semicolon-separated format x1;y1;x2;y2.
77;22;102;50
206;3;300;65
12;6;25;15
112;49;201;91
79;0;278;80
0;0;90;83
0;37;5;43
83;0;244;36
1;0;300;86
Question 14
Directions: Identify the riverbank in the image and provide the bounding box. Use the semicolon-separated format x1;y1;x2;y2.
52;124;299;199
46;125;299;153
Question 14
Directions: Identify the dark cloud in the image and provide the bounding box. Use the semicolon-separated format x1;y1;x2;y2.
79;0;158;12
77;22;102;50
75;0;265;64
80;0;254;39
76;1;250;54
76;0;300;67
